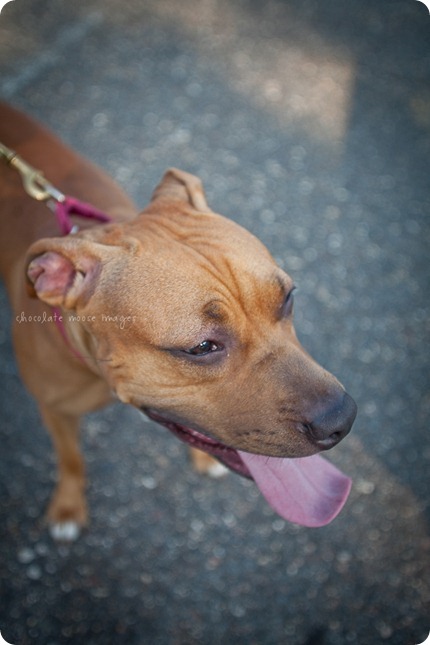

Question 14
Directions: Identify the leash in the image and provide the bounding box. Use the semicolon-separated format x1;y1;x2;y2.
0;141;111;234
0;140;112;363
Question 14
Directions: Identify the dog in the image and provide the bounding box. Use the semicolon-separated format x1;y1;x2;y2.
0;102;357;540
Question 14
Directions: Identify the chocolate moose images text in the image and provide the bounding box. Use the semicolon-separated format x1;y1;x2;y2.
15;311;138;330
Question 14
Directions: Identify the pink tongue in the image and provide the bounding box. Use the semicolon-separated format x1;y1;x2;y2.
238;451;352;527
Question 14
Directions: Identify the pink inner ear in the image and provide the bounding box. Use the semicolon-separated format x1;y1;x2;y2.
27;251;76;303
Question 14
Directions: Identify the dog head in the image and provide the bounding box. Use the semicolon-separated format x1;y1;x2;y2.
26;168;356;459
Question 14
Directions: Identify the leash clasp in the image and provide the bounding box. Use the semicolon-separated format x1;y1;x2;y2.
1;139;110;238
0;142;65;204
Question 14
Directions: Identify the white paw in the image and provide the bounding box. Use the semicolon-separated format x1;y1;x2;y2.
49;521;81;542
207;462;229;479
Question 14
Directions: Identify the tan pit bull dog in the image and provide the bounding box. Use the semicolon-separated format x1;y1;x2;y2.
0;102;357;540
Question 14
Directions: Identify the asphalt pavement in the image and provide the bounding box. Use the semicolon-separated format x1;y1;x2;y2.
0;1;429;644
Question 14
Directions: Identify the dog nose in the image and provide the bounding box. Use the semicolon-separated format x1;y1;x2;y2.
303;392;357;450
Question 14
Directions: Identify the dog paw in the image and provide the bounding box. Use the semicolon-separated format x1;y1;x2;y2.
49;521;81;542
189;447;229;478
206;461;229;478
46;483;87;541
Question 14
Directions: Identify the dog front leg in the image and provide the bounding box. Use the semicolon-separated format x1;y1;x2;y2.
40;405;87;541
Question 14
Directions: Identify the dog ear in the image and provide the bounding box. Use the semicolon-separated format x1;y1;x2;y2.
25;237;108;309
151;168;212;213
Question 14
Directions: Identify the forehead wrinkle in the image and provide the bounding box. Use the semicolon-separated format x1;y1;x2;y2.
201;270;292;333
202;299;229;324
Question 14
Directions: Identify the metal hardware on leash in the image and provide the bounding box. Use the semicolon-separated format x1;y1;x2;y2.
0;141;65;205
0;139;110;237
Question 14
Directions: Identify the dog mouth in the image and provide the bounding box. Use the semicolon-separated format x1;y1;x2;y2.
144;409;253;478
143;409;352;527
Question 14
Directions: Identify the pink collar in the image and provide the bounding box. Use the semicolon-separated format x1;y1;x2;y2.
52;196;112;364
54;195;111;234
52;305;88;364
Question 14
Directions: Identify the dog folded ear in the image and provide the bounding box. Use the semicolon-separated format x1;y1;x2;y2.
25;237;107;309
151;168;212;213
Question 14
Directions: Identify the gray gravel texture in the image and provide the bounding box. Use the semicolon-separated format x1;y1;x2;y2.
0;1;429;644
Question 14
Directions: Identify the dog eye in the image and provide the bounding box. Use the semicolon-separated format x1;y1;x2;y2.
184;340;224;356
281;287;296;317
